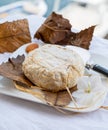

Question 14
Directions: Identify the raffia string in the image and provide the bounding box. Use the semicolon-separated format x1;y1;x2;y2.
14;82;46;103
65;91;107;111
42;23;69;32
14;81;69;114
14;81;108;113
66;87;79;110
47;101;67;114
100;106;108;110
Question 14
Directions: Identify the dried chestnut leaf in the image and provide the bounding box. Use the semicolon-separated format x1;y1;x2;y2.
34;12;95;49
0;19;31;53
58;26;96;49
34;12;72;44
14;81;77;107
44;86;77;107
0;55;33;86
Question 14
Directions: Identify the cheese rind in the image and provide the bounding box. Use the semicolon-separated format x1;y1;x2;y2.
22;44;84;92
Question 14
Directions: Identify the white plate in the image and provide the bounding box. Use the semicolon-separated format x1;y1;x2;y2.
0;15;108;112
0;42;107;112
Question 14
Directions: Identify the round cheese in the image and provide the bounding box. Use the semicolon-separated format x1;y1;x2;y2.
22;44;84;92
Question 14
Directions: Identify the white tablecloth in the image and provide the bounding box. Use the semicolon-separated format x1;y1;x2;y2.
0;15;108;130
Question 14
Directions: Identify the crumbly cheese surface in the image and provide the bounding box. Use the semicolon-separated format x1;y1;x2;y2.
22;44;84;92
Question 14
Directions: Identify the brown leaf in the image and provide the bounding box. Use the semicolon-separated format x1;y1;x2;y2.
14;81;77;107
44;86;77;107
34;12;72;44
0;19;31;53
34;12;95;49
58;26;96;49
0;55;33;86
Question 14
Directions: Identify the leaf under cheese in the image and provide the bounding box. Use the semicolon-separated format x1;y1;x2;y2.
0;55;76;107
14;80;77;107
0;55;33;86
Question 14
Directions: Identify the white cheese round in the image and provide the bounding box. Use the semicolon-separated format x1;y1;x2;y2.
22;44;85;92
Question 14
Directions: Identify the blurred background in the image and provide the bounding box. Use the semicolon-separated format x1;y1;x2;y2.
0;0;108;39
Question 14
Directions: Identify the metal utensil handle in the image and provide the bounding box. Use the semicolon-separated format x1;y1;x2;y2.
93;64;108;77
